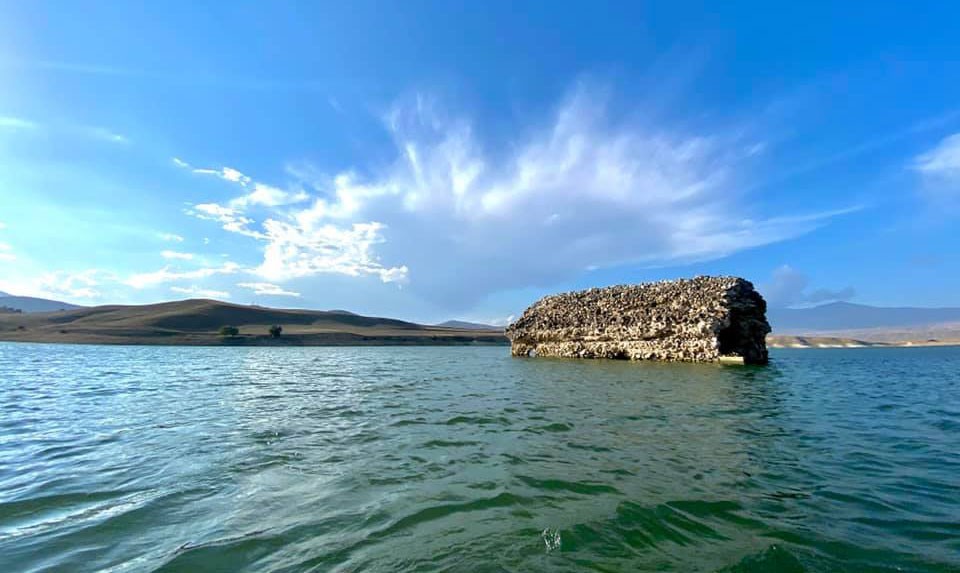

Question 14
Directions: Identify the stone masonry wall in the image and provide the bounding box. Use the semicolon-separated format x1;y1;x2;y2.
505;276;770;364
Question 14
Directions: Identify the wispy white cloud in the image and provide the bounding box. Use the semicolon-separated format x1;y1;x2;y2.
0;116;37;130
186;203;264;238
914;133;960;181
160;250;194;261
170;285;231;299
183;84;855;305
192;165;252;185
36;270;108;299
179;159;393;283
237;282;301;297
744;142;767;157
255;219;408;283
912;133;960;211
176;160;309;239
0;58;328;91
125;262;241;289
0;242;15;262
0;117;130;144
233;183;309;208
85;126;129;144
1;59;151;77
157;232;184;242
0;269;117;301
744;109;960;196
173;158;249;183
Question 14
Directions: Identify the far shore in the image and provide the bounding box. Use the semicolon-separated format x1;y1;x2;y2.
766;335;960;349
0;329;509;347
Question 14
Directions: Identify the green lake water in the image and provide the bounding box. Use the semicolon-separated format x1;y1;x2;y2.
0;343;957;572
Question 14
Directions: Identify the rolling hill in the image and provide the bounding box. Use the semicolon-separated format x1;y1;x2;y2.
0;299;508;346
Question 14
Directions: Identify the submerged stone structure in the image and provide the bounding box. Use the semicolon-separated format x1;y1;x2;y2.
505;276;771;365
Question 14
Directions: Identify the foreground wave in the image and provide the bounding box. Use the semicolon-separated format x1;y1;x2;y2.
0;344;957;571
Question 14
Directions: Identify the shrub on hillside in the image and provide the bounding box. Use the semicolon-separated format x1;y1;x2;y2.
269;325;283;338
219;326;239;337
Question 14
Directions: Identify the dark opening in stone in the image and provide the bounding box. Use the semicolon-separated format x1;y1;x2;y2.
717;320;741;357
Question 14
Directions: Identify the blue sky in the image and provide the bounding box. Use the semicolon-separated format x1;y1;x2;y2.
1;1;959;323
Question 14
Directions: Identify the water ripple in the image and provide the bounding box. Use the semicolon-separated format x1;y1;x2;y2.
0;343;957;571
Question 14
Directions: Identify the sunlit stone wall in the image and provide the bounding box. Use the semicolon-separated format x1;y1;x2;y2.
506;276;771;365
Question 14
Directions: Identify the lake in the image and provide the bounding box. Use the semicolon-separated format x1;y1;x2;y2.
0;343;957;572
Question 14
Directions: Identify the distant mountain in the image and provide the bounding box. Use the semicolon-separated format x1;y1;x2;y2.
0;295;85;313
435;320;500;330
768;301;960;332
0;290;10;297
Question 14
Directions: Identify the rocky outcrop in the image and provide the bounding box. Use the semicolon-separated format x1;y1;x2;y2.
505;276;770;364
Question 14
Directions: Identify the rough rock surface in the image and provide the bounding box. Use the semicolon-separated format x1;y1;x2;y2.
506;276;771;364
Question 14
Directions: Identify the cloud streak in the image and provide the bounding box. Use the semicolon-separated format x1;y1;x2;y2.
912;132;960;212
36;270;108;300
125;262;241;289
174;160;309;208
170;285;231;299
0;58;328;92
0;242;15;262
0;116;129;145
186;203;263;238
914;133;960;182
237;282;301;297
160;250;194;260
0;116;37;130
85;126;129;144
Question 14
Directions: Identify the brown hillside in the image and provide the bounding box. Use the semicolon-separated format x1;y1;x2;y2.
0;299;506;346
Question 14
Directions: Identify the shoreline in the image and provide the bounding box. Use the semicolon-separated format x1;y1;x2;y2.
3;334;956;350
0;332;510;347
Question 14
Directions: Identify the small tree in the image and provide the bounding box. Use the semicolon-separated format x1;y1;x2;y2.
269;325;283;338
219;325;239;337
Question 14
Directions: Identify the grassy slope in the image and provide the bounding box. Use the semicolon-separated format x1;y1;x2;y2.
0;299;508;346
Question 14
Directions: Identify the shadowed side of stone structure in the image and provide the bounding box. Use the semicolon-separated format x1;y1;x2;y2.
505;276;771;364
